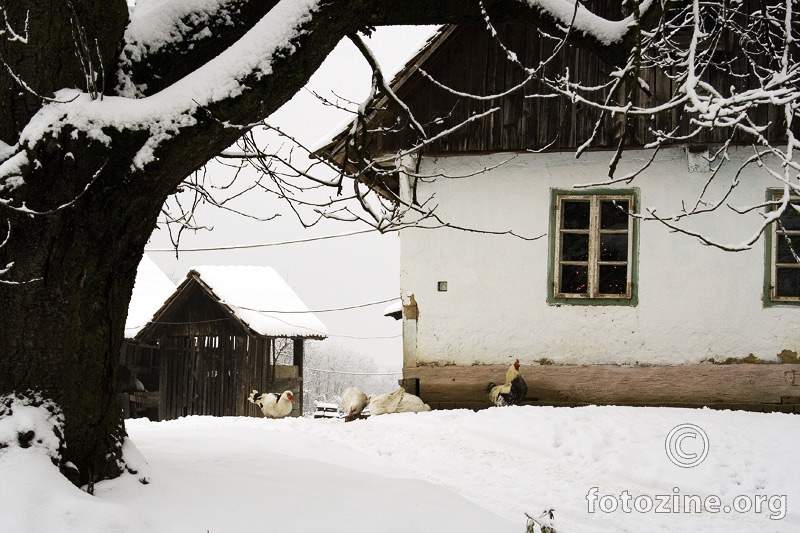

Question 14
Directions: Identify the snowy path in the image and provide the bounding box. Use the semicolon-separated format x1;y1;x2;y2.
1;405;798;532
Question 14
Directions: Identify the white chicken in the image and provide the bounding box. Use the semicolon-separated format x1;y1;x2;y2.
247;389;294;419
340;386;369;421
395;391;431;413
368;388;431;415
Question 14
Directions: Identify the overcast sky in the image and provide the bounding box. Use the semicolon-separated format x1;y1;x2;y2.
145;26;439;371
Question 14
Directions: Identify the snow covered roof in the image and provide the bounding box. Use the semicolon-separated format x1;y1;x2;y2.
174;265;328;339
125;255;177;339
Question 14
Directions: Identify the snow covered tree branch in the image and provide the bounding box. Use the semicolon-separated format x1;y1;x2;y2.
314;0;798;251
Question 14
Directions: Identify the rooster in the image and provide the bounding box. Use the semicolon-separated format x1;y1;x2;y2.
340;386;370;421
486;359;527;407
248;389;294;419
368;388;431;415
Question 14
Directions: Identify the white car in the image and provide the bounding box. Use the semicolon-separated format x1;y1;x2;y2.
312;402;341;419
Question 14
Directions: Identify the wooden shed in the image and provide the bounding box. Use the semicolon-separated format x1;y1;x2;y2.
129;265;327;420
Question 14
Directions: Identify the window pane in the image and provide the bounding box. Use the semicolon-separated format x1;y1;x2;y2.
779;203;800;231
600;200;629;229
776;267;800;297
599;233;628;261
562;200;590;229
777;233;800;263
560;264;588;293
561;233;589;261
598;265;628;295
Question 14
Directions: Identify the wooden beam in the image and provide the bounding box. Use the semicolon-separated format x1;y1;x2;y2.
404;363;800;411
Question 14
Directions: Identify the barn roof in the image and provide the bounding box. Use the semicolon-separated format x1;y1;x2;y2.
125;254;177;339
138;265;328;340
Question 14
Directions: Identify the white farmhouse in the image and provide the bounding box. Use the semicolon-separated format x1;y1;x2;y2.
318;23;800;411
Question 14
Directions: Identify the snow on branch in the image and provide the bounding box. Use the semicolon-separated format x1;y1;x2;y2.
0;7;28;43
20;0;319;173
642;203;781;253
0;151;28;194
525;0;655;46
123;0;240;56
0;220;41;285
348;33;427;142
0;159;106;216
116;0;250;97
120;1;799;248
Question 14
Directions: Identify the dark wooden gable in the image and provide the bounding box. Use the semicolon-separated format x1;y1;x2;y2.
136;275;252;341
329;19;785;162
369;23;620;154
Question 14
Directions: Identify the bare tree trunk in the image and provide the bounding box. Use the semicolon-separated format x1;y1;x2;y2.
0;0;132;486
0;195;155;485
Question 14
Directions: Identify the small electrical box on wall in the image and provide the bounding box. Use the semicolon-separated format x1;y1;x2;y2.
437;281;448;292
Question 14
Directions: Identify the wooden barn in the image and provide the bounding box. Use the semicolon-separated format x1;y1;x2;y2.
123;264;327;420
316;19;800;412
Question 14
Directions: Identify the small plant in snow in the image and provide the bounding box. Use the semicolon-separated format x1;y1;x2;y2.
525;509;557;533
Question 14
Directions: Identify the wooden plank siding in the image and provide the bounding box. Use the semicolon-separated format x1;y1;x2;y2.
363;22;785;159
403;364;800;413
139;278;250;340
155;334;302;420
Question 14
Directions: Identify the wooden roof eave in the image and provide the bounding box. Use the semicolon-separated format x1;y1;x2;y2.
134;270;328;341
312;26;456;197
312;140;401;200
133;272;255;342
133;275;193;342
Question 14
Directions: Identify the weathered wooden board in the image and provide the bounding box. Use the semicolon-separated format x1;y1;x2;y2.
152;334;303;420
403;364;800;412
370;21;781;157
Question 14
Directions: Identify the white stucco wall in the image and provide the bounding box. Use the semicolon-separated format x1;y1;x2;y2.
399;146;800;367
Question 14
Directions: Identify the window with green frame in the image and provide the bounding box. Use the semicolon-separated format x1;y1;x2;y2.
765;191;800;304
549;190;638;304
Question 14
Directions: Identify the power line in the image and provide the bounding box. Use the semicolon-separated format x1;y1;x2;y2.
228;297;398;314
144;228;378;252
124;298;401;338
327;332;401;340
305;367;402;376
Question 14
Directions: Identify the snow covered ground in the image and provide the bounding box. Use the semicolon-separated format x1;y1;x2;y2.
1;405;798;532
